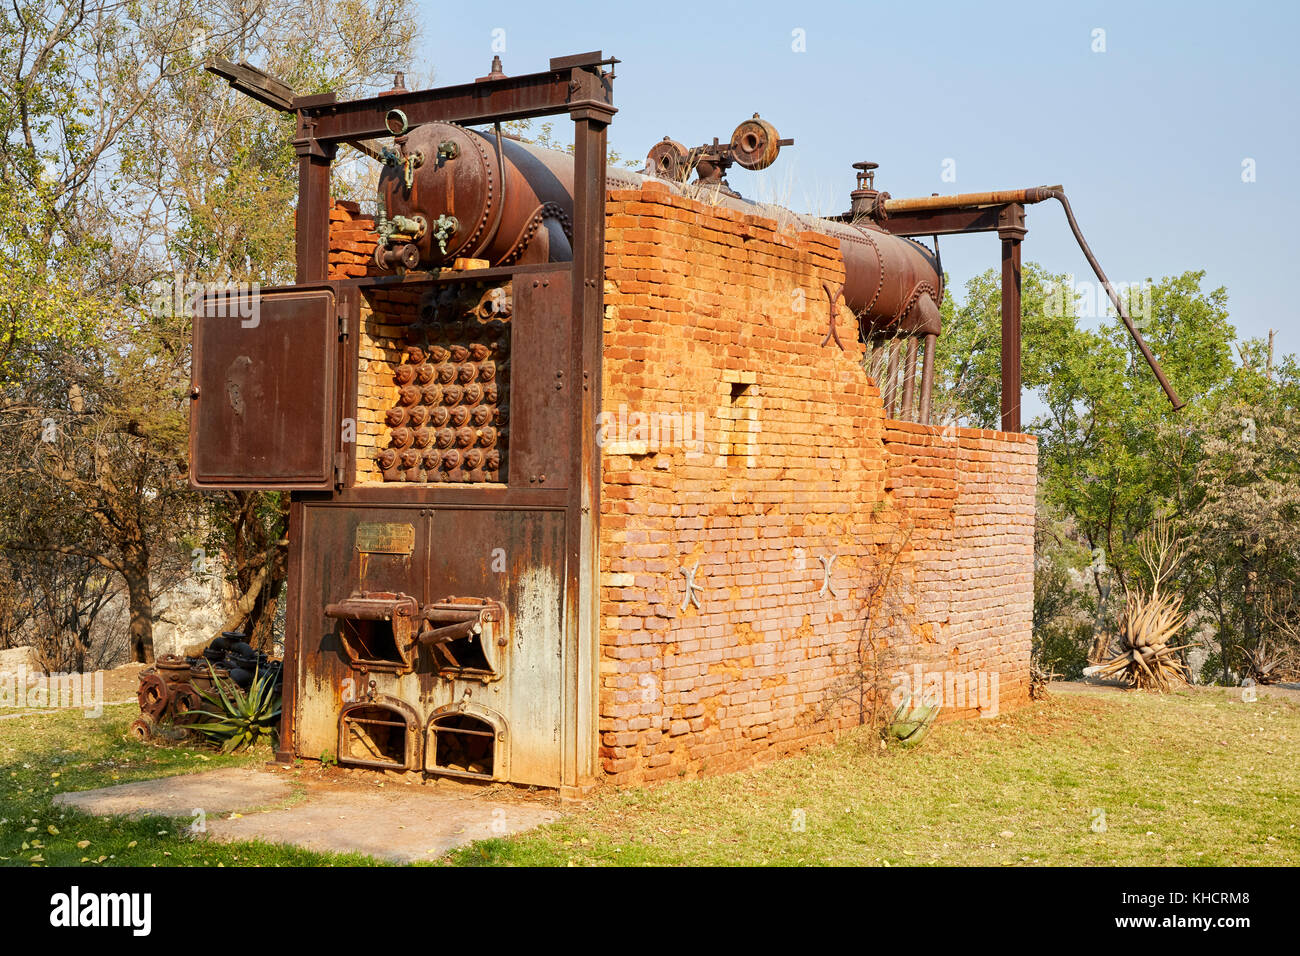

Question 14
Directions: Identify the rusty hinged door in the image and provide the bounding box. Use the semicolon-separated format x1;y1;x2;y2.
190;286;341;490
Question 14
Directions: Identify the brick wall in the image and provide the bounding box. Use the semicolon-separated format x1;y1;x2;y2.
328;200;382;280
326;189;1038;788
597;182;1037;786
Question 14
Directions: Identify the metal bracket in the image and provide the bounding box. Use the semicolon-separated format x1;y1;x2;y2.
821;282;846;350
679;563;703;611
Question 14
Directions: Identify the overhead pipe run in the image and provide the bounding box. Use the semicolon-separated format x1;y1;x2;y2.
882;184;1185;414
222;51;1181;432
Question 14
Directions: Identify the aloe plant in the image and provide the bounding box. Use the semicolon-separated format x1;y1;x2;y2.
190;663;282;753
887;693;940;748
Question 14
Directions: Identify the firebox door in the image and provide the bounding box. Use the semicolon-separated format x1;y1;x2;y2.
325;591;421;674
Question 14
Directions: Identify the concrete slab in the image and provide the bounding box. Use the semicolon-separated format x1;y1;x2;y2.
55;767;293;817
53;766;563;863
207;786;560;862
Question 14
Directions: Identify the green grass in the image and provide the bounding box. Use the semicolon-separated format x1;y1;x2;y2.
0;703;382;867
4;689;1296;867
447;689;1300;866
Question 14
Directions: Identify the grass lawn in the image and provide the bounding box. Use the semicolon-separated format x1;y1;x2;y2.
1;688;1295;867
0;702;382;866
447;688;1299;866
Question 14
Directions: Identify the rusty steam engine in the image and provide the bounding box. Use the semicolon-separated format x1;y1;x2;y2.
191;52;1179;791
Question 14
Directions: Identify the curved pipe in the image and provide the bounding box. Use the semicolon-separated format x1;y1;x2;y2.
883;184;1184;411
1043;189;1184;411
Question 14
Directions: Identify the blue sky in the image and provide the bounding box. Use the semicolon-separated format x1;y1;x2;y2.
413;0;1298;359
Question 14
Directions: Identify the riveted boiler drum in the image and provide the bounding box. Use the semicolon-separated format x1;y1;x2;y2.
377;120;943;337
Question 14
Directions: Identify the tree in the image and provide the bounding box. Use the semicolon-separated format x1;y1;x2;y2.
0;1;419;663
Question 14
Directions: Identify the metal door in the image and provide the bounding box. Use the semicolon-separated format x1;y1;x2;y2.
190;286;339;489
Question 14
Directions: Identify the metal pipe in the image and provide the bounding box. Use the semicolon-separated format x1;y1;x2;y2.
884;340;901;417
868;342;884;385
884;186;1062;214
902;338;918;421
1043;189;1184;411
919;333;937;425
417;620;478;645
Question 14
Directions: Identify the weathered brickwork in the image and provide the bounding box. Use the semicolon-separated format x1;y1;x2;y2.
326;187;1038;788
355;289;419;484
328;200;382;280
597;182;1037;786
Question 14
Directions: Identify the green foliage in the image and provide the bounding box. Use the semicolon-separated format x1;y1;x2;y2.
191;666;282;754
936;262;1300;681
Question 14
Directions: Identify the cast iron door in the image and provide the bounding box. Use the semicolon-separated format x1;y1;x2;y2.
190;286;339;489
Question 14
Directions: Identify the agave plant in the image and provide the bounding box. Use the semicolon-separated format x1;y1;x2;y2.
1238;639;1287;685
887;692;940;747
1089;589;1189;692
190;663;282;753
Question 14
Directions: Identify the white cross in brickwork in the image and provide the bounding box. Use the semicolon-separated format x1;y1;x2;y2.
818;553;839;598
679;562;703;611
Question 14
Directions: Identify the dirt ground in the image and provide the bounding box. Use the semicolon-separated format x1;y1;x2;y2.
1050;677;1300;703
96;662;148;701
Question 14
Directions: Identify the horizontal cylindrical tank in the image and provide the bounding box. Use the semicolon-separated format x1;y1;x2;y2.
377;122;942;336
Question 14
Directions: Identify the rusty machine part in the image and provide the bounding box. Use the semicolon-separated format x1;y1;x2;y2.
417;597;507;679
375;101;943;367
376;117;580;268
374;282;510;484
325;591;423;674
131;631;282;741
866;175;1184;428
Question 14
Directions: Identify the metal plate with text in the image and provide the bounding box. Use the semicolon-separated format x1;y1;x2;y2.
354;522;416;555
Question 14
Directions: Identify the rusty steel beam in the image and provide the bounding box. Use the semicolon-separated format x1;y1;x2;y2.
567;93;611;791
999;204;1026;433
882;205;1006;237
300;53;616;144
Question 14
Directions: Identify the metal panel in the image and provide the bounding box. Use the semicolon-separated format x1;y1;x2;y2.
190;287;338;489
292;501;568;788
508;269;573;490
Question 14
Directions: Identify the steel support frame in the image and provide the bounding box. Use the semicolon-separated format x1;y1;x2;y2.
998;203;1026;433
275;55;615;791
881;201;1028;433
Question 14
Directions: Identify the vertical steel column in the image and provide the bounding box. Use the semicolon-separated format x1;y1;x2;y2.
292;108;336;283
564;61;616;794
277;106;334;763
274;499;304;764
998;203;1027;433
884;340;901;418
902;337;918;421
